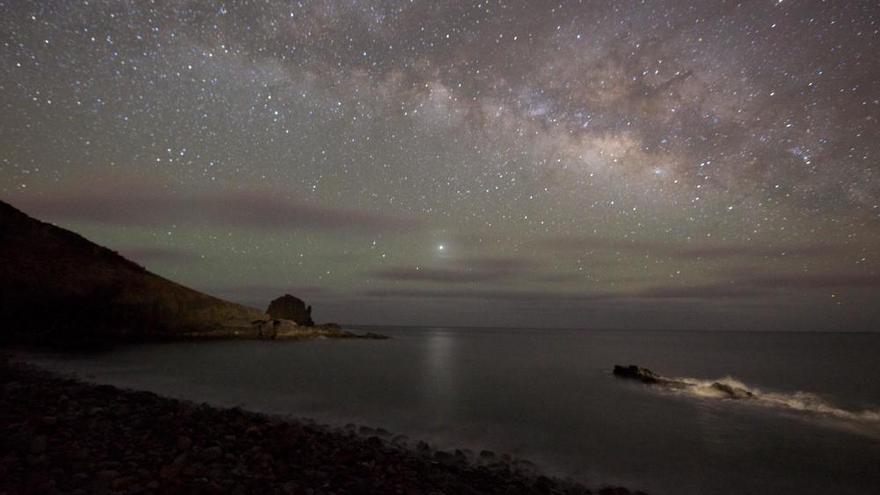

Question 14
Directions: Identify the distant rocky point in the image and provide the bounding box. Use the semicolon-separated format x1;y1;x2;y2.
0;199;386;344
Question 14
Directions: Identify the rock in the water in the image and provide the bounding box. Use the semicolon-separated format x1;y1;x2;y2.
613;365;662;384
709;381;754;399
613;365;756;402
266;294;314;326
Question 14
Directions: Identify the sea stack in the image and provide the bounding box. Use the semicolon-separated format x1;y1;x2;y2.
266;294;315;326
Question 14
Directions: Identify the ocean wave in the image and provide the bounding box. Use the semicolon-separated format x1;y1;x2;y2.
672;376;880;423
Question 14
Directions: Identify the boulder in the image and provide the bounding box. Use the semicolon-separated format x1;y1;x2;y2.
612;365;662;384
612;365;755;401
266;295;314;326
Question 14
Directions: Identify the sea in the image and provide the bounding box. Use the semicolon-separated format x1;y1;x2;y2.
22;327;880;495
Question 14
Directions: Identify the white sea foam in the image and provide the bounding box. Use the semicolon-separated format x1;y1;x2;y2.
669;376;880;423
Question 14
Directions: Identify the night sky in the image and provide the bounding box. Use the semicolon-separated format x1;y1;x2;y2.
2;1;879;330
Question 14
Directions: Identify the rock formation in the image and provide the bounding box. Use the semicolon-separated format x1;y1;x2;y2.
612;364;755;400
266;294;314;326
612;365;663;384
0;200;389;344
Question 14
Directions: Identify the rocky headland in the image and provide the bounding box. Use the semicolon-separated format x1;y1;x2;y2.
0;200;385;345
1;357;643;495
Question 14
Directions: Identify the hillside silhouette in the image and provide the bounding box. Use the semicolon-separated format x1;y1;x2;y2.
0;200;263;344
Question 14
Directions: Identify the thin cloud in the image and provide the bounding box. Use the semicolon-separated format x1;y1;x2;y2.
631;272;880;300
745;273;880;289
119;246;201;265
372;256;542;284
533;235;662;253
363;284;760;304
634;284;761;299
534;234;844;260
363;287;608;303
675;245;844;259
16;193;423;233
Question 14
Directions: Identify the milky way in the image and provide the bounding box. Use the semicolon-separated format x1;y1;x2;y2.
2;1;879;330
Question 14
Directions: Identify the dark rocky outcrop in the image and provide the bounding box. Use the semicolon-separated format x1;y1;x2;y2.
0;200;264;344
612;365;663;384
266;294;314;326
613;364;755;400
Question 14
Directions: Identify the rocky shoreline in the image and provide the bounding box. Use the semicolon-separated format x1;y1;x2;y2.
1;357;645;495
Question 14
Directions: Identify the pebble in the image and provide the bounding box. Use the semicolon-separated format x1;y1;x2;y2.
177;435;192;451
30;435;47;454
201;446;223;461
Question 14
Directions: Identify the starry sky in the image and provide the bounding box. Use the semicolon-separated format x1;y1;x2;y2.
2;0;879;331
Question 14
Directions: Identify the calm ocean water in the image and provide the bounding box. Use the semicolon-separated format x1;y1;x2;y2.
24;328;880;494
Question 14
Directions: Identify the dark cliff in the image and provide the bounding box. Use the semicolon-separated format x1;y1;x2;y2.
0;200;264;344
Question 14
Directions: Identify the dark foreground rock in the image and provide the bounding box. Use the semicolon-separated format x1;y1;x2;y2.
1;358;644;495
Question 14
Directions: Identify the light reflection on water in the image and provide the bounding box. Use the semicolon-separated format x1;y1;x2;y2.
423;329;456;428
